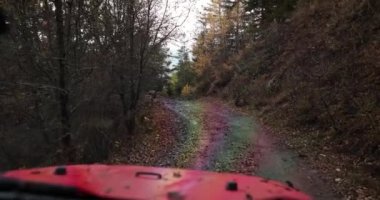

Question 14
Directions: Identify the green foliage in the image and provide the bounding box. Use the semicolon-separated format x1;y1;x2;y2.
168;46;197;97
167;73;179;96
142;47;171;92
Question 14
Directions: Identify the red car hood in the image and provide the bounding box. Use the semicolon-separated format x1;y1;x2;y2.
1;165;311;200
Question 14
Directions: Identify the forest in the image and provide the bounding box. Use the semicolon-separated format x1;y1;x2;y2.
0;0;379;199
175;0;378;168
0;0;179;167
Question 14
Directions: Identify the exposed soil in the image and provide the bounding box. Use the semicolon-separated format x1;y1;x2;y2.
111;97;340;199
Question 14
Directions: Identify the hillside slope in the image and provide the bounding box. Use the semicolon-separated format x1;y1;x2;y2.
194;0;379;198
227;0;380;154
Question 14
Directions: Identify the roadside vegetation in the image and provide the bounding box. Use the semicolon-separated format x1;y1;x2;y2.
0;0;189;170
167;45;196;98
171;0;379;198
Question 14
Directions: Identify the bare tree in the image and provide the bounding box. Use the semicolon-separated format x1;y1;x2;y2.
54;0;72;161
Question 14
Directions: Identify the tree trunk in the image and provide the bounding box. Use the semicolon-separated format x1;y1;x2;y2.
54;0;73;162
126;108;136;133
125;0;137;134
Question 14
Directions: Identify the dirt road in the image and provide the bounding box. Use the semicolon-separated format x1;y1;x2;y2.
115;98;339;199
161;98;339;199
